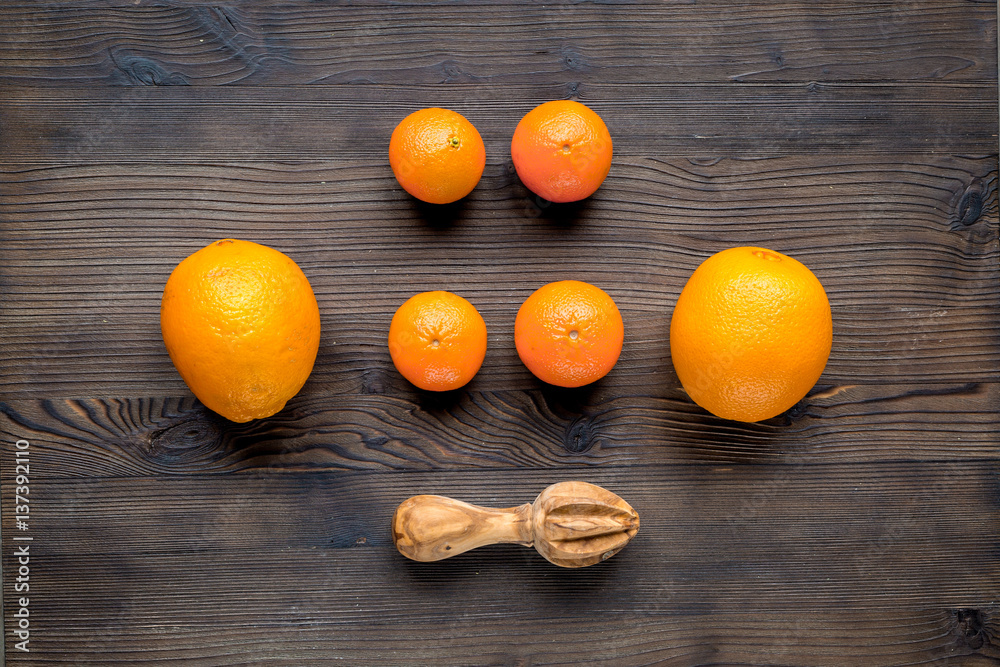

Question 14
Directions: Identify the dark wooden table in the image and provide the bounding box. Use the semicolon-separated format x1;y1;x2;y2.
2;2;998;665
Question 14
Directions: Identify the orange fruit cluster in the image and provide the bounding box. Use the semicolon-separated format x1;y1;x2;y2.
159;99;834;426
388;281;623;392
389;100;612;205
385;249;830;425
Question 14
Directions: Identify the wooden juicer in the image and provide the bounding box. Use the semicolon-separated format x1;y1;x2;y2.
392;481;639;568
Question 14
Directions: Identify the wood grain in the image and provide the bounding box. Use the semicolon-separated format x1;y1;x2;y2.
1;464;997;663
1;156;996;398
1;83;996;163
6;613;999;666
1;2;995;86
1;0;997;664
3;464;997;602
1;385;998;479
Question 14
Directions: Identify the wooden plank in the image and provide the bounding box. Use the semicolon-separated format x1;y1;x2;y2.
0;83;995;163
1;157;996;397
1;465;997;663
1;1;996;664
4;463;998;602
1;385;998;478
1;2;995;86
8;611;1000;666
9;613;1000;666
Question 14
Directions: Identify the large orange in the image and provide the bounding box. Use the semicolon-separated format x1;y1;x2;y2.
389;108;486;204
160;239;321;423
669;247;832;423
515;280;624;388
388;291;487;391
510;100;613;203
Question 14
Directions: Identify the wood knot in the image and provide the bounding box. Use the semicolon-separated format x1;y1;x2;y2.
109;50;188;86
953;608;988;650
564;417;596;453
956;189;983;226
777;397;812;425
440;60;466;82
147;414;223;465
362;369;387;394
329;525;373;549
561;47;589;72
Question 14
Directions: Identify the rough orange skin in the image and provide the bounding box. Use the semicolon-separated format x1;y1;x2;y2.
160;239;321;423
510;100;613;203
388;291;488;391
389;108;486;204
669;247;832;423
515;280;624;388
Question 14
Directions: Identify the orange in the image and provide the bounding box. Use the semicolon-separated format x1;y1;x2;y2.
389;108;486;204
515;280;624;388
510;100;613;203
160;239;321;423
388;291;487;391
669;246;832;423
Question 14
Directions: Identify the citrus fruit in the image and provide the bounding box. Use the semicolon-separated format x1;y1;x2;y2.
160;239;321;423
510;100;613;203
388;291;487;391
514;280;624;388
389;108;486;204
669;246;832;423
